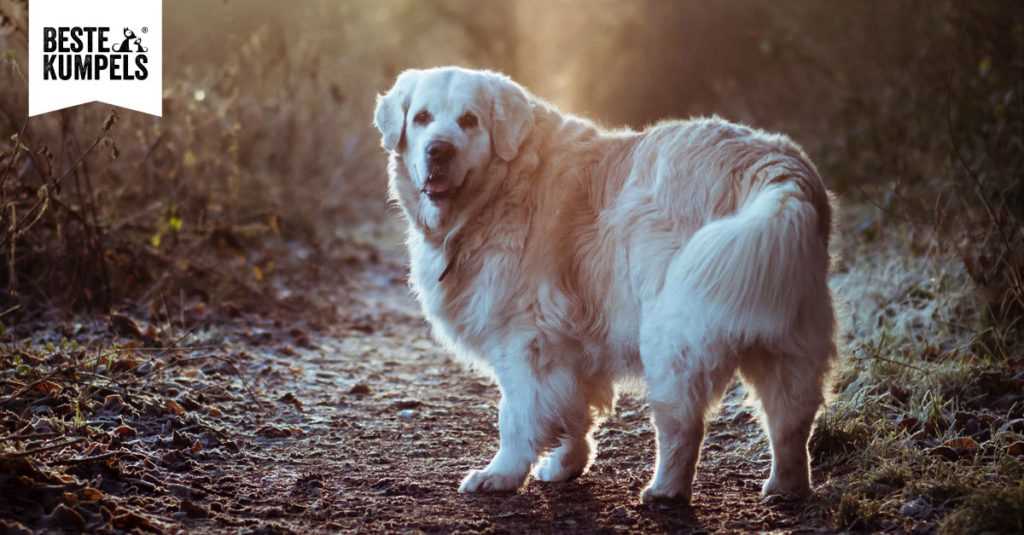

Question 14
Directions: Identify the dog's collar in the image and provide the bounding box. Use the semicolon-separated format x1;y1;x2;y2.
438;231;466;283
438;257;455;282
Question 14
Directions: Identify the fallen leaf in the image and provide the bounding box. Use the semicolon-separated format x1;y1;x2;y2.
102;394;125;412
143;323;159;339
111;355;141;373
80;487;103;502
112;425;137;438
256;425;302;438
392;400;422;410
43;503;85;531
180;499;208;518
348;383;371;396
927;445;959;461
943;437;979;451
112;510;162;532
165;399;186;416
108;313;144;338
897;416;919;431
278;392;303;411
350;322;374;335
33;380;63;396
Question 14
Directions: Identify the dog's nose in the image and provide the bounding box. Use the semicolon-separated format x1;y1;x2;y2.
426;141;456;165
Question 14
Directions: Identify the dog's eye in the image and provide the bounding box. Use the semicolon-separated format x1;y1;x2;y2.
457;112;478;130
413;110;432;126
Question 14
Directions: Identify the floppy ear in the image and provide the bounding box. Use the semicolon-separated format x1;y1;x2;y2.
489;75;534;162
373;70;420;152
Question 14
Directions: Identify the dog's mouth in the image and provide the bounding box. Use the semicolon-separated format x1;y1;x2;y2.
422;168;469;203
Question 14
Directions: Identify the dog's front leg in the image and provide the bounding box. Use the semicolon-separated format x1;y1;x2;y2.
459;360;552;493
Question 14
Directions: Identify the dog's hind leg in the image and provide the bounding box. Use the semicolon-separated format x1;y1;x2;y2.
639;344;736;504
637;279;739;504
533;376;614;482
739;303;836;497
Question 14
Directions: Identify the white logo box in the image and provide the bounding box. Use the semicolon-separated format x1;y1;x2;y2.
29;0;162;117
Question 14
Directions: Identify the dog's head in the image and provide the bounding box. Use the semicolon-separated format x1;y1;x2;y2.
374;67;533;216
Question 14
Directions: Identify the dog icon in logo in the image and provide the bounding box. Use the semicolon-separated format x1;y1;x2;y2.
114;28;147;53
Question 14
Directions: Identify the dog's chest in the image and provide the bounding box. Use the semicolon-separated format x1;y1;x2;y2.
408;238;526;349
408;243;450;312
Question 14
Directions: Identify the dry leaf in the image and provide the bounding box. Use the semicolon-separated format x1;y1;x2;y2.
81;487;104;502
943;437;979;451
112;425;137;438
109;313;144;338
111;355;141;373
165;399;186;416
33;380;63;396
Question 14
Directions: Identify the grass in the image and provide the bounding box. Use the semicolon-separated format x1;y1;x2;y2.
808;204;1024;532
940;485;1024;534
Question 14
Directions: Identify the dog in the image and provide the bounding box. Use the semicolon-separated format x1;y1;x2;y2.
373;66;837;503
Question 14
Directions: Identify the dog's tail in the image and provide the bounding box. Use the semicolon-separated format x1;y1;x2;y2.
675;156;832;341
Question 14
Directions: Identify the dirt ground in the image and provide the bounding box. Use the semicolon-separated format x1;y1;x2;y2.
1;245;837;534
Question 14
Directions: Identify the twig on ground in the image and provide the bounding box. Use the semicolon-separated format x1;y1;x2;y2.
0;431;59;442
129;345;221;353
49;451;117;466
0;366;68;405
856;354;928;373
0;437;84;459
0;422;34;441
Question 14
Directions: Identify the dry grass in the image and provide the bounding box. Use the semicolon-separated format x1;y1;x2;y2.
808;205;1024;531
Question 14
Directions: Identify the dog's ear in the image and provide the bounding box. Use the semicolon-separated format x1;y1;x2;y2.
374;70;420;152
488;74;534;162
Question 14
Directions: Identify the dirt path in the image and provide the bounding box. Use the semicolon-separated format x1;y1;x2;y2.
2;251;832;534
156;254;828;534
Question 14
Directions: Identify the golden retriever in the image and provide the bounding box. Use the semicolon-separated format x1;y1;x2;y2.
373;66;837;503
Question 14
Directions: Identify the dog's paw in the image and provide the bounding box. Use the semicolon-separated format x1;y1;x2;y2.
761;476;811;499
640;484;691;506
532;454;585;483
458;469;525;493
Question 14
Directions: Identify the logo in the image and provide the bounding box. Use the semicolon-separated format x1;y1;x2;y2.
29;0;162;117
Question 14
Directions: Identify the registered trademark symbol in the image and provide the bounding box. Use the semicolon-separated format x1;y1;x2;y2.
141;27;148;34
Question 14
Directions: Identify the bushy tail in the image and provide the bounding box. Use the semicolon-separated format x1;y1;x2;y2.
676;179;829;340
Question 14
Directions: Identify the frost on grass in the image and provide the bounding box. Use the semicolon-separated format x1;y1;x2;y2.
810;204;1024;531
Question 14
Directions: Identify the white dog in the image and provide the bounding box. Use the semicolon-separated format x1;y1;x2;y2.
374;67;837;503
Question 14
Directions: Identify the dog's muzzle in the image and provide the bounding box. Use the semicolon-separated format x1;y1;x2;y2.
424;140;456;201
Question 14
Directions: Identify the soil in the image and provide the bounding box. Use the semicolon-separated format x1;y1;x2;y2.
1;245;835;534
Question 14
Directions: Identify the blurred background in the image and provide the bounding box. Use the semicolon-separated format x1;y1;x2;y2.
0;0;1020;316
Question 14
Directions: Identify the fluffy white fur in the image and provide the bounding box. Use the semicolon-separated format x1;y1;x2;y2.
373;66;837;503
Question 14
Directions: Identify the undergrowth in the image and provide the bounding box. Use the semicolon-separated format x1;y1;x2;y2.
810;205;1024;532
